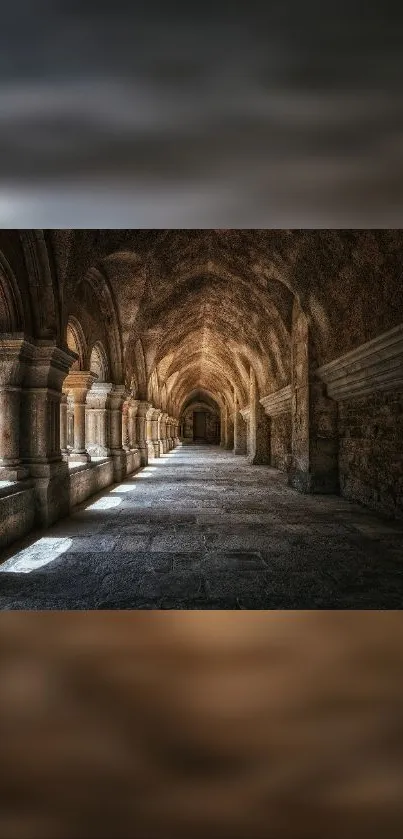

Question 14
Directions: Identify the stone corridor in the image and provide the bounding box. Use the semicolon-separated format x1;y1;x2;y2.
1;444;402;610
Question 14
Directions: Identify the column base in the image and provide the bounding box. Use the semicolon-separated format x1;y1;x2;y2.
287;466;339;495
69;451;91;464
87;446;112;459
138;445;148;467
28;461;70;527
0;464;30;481
152;441;162;458
111;451;128;483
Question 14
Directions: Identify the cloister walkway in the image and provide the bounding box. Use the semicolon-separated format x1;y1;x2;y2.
0;444;402;609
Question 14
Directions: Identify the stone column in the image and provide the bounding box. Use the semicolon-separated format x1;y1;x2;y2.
0;335;31;481
146;406;156;460
288;300;338;494
128;399;139;449
233;393;247;455
121;396;131;452
248;367;270;465
174;420;180;446
136;401;151;466
165;417;172;450
168;417;176;449
160;413;168;453
60;392;69;461
20;342;77;526
220;408;226;447
109;385;127;481
85;382;113;458
224;404;234;450
63;371;97;463
151;409;163;457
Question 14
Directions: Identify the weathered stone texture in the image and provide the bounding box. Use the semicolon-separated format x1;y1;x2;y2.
271;413;291;471
1;228;403;557
339;391;403;519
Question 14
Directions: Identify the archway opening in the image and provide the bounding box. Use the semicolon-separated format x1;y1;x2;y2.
180;392;221;444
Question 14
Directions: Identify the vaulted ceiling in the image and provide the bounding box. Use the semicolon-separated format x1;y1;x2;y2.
47;229;403;415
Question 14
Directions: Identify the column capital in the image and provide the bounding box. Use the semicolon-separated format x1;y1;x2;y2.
64;370;98;395
137;400;152;418
107;384;128;410
86;382;113;409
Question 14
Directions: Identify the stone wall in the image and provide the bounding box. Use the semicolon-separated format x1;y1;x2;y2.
271;414;291;471
69;460;115;509
68;451;141;510
338;391;403;519
0;482;36;551
181;408;220;442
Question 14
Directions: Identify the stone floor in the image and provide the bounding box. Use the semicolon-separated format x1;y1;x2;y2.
0;444;402;609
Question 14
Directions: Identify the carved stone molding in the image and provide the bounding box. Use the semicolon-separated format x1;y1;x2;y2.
240;406;250;421
316;323;403;401
260;385;292;417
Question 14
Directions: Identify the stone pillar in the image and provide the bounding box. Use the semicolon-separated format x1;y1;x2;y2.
63;371;97;463
233;394;247;455
136;401;151;466
169;417;177;448
20;342;77;526
288;301;338;494
220;408;226;447
60;392;69;461
121;397;131;452
85;382;113;458
248;367;270;465
146;406;156;460
165;417;172;450
128;399;139;449
109;385;128;482
224;405;234;450
174;420;180;446
151;409;163;457
0;335;31;481
160;413;168;453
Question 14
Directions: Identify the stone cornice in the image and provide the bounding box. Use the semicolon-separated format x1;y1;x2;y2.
260;385;292;417
316;323;403;401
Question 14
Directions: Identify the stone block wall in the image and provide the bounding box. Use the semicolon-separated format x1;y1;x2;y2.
0;484;36;551
271;414;291;471
69;460;115;509
338;391;403;519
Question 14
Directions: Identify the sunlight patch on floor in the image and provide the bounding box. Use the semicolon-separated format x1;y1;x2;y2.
0;538;73;574
85;496;122;510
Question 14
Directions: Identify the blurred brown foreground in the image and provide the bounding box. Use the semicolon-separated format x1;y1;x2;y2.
0;611;402;839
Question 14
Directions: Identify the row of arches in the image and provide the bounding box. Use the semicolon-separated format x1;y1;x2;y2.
0;228;402;551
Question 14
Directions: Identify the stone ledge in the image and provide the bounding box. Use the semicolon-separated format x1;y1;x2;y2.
316;323;403;401
260;385;292;417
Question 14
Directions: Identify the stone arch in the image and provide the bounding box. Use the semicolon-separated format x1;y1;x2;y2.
66;316;86;371
0;253;25;333
124;337;148;400
19;230;60;340
148;368;161;407
89;341;109;382
83;268;124;384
